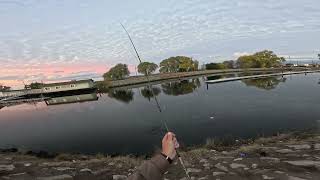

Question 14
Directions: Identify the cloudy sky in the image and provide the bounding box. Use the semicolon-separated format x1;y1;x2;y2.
1;0;320;88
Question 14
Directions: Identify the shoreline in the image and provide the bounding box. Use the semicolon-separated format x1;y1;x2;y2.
1;130;319;179
104;67;317;88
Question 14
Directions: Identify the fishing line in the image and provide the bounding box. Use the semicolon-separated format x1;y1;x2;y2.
120;23;191;180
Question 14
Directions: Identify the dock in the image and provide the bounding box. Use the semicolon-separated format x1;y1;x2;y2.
205;70;320;84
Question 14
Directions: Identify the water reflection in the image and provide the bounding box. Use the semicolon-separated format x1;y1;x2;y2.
140;86;161;101
241;77;287;90
108;89;134;103
45;93;98;105
207;74;236;80
161;79;201;96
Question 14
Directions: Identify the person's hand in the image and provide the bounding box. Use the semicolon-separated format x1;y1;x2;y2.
161;132;179;159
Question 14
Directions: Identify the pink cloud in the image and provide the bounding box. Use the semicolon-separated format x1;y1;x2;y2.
0;62;137;89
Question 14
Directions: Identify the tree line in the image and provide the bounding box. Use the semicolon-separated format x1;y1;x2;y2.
103;50;286;80
0;50;288;90
103;56;199;80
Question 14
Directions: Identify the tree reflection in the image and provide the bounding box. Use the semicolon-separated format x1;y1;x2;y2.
140;86;161;101
108;89;134;103
161;78;201;96
241;77;286;90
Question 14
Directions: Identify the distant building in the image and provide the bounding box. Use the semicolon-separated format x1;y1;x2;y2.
0;79;95;99
41;79;95;93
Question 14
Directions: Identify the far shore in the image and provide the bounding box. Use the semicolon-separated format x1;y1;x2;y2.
100;67;318;88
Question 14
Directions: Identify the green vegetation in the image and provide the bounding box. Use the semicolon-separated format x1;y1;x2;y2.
205;63;226;70
103;63;130;80
137;62;158;75
26;82;44;89
222;60;235;69
236;50;285;68
159;56;199;73
205;60;235;70
0;84;11;91
95;80;110;93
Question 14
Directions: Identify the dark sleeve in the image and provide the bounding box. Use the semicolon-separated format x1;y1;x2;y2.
127;154;170;180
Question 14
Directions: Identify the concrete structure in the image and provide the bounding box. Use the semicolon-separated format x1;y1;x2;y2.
0;79;95;99
41;79;95;93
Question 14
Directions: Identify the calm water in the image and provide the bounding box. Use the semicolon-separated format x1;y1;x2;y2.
1;73;320;155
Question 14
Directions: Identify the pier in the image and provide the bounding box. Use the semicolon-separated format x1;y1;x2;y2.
205;70;320;84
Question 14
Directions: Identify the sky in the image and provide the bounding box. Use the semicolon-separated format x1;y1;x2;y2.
1;0;320;88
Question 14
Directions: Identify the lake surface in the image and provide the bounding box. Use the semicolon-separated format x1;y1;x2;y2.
1;73;320;155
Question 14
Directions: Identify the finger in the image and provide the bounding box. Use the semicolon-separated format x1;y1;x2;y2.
167;132;174;140
162;133;169;142
173;138;180;148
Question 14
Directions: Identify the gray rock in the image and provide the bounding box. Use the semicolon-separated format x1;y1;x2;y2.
24;163;32;167
112;175;127;180
0;164;15;172
199;159;208;163
262;175;274;179
284;160;320;168
212;172;226;176
55;167;75;171
108;162;115;166
233;158;243;161
230;163;247;169
274;171;284;174
221;151;229;155
251;164;258;169
288;176;306;180
260;157;280;163
198;176;208;180
214;163;229;172
203;163;211;167
80;168;93;174
276;149;294;153
186;168;201;173
287;144;311;150
314;143;320;150
36;174;73;180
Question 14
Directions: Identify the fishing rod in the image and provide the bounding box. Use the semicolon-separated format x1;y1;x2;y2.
120;23;191;180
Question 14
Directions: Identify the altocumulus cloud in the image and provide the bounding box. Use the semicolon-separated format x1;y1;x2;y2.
0;0;320;87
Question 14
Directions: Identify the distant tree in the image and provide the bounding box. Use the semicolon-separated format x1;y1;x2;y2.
159;57;180;73
159;56;198;73
103;63;130;80
318;54;320;60
27;82;44;89
205;63;226;70
137;62;158;76
222;60;235;69
236;50;285;68
236;55;258;68
0;84;11;91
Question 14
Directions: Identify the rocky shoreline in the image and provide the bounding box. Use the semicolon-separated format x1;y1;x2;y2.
1;132;320;180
